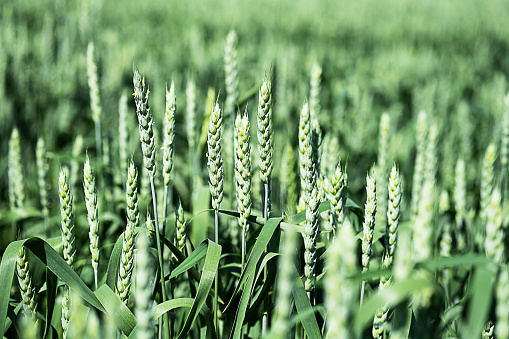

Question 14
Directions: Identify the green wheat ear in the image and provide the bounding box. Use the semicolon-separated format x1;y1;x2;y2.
83;153;99;289
207;101;224;211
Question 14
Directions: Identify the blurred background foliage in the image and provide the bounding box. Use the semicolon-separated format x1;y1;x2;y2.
1;0;509;245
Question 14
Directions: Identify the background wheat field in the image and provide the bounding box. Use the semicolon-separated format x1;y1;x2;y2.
1;0;509;338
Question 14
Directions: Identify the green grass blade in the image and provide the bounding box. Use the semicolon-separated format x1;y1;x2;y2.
230;273;255;339
354;277;435;333
0;238;106;336
159;232;202;283
177;240;221;339
224;217;282;311
104;231;124;289
460;265;496;338
169;241;208;280
291;268;321;339
0;240;23;336
22;238;104;311
94;284;137;336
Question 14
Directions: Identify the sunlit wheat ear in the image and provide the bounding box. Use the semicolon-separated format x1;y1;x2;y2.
83;153;99;289
224;29;239;119
207;101;224;211
439;191;452;258
133;67;156;176
164;81;176;187
175;198;186;252
135;229;154;339
235;109;251;268
324;159;348;236
118;92;129;182
257;77;273;218
325;220;357;338
361;167;377;273
59;170;75;268
257;77;273;182
496;266;509;339
360;166;376;305
36;137;50;219
117;203;135;306
386;164;401;258
298;102;312;208
8;127;24;209
17;246;37;320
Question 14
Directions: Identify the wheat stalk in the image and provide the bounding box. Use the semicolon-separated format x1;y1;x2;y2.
83;153;99;289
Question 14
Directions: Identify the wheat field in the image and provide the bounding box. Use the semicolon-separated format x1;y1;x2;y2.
1;0;509;338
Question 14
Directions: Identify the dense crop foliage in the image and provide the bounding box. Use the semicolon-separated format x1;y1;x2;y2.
1;0;509;338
